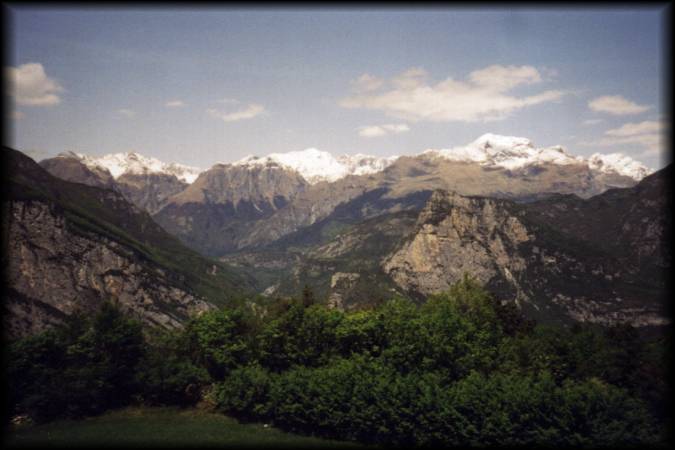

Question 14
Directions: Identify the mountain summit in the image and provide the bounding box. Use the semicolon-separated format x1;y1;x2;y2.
56;150;203;184
231;148;399;184
48;134;653;188
424;133;652;180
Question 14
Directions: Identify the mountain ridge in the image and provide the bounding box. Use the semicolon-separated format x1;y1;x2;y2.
4;147;253;338
45;133;653;188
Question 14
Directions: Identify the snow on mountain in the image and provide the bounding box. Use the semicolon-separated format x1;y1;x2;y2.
337;153;400;176
59;151;203;183
232;148;399;184
587;153;653;180
424;133;651;180
58;133;652;187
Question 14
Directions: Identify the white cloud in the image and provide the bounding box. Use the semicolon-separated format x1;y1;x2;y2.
6;62;63;106
207;103;266;122
358;123;410;138
340;65;565;123
468;64;542;91
118;108;136;118
165;100;185;107
583;119;604;126
588;95;649;115
352;73;384;92
580;120;667;157
605;120;662;137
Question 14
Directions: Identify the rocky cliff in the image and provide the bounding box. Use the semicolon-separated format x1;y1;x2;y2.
383;191;531;302
382;167;670;326
153;161;309;256
6;200;214;337
4;147;251;339
219;164;669;327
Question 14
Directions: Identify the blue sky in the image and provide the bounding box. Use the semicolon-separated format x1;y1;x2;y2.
5;6;669;169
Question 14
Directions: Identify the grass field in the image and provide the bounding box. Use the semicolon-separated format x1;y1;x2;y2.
4;407;364;448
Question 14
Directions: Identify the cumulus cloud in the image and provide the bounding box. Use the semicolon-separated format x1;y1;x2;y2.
118;108;136;118
358;123;410;138
165;100;185;107
588;95;649;115
6;62;63;106
581;120;667;157
340;65;565;123
207;103;266;122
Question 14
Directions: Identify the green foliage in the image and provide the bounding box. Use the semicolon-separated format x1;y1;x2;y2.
211;278;665;446
257;302;344;371
8;302;145;422
8;277;668;447
184;308;255;380
217;359;656;447
214;365;275;421
135;329;210;406
335;309;384;357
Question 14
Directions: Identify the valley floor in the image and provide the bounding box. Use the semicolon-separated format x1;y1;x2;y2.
4;407;363;448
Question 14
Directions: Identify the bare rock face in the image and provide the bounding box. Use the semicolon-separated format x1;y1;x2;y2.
4;147;250;339
40;154;117;190
327;272;361;310
115;172;188;214
383;191;531;303
6;200;215;338
153;162;309;256
382;179;669;327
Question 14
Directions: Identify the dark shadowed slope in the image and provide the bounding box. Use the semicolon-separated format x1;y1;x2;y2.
3;147;253;338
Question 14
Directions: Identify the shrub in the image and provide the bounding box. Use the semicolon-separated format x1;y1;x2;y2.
184;308;254;379
7;302;144;422
136;329;210;406
214;365;274;421
257;303;344;371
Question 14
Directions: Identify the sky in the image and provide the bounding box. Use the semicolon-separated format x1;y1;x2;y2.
4;6;670;170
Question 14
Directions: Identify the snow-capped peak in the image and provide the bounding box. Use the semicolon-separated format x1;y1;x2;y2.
60;151;203;183
425;134;650;180
588;153;653;180
231;148;398;184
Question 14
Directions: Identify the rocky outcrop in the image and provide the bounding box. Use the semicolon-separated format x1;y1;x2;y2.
4;147;250;339
5;200;214;338
383;191;531;304
381;175;670;327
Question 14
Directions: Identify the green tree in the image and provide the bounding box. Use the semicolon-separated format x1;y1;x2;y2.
7;301;144;421
185;308;253;380
136;328;210;406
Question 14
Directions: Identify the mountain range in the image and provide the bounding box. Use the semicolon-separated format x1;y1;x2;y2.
40;134;651;256
4;133;669;336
